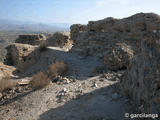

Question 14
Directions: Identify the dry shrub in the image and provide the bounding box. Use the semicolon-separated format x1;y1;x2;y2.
30;61;68;89
47;61;68;78
30;71;50;89
39;40;48;51
0;77;17;92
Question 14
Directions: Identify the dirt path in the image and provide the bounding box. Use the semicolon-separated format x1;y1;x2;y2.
0;47;135;120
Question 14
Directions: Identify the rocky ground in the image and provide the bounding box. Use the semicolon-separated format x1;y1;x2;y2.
2;13;160;120
0;47;135;120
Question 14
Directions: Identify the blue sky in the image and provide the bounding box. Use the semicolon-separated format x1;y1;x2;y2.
0;0;160;24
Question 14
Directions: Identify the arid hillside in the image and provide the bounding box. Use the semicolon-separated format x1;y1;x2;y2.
0;13;160;120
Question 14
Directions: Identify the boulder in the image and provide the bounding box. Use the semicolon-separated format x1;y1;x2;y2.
15;34;46;45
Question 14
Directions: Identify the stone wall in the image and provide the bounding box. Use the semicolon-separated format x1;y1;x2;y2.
70;24;87;42
5;43;40;73
120;33;160;113
15;34;46;45
70;13;160;60
103;43;134;70
47;32;70;47
70;13;160;113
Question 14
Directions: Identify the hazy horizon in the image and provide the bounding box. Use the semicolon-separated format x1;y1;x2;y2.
1;0;160;24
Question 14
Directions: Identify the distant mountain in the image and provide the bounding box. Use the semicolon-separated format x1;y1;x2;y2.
0;19;71;32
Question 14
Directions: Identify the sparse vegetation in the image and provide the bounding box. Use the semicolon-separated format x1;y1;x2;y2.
0;31;52;62
29;71;50;89
30;61;68;89
47;61;68;78
0;76;17;92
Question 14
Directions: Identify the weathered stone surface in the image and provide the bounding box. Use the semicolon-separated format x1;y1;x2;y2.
0;62;16;79
69;13;160;113
70;24;87;42
70;13;160;61
15;34;46;45
120;33;160;113
4;43;40;73
47;32;71;47
87;17;117;32
103;43;134;70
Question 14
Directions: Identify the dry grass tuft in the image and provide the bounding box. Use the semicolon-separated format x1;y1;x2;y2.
47;61;68;78
39;40;48;51
30;72;50;89
30;61;68;89
0;76;17;92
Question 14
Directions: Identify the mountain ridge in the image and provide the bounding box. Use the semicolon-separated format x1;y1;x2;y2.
0;19;71;32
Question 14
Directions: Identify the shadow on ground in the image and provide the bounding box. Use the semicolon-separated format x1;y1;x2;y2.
0;89;34;106
10;47;105;80
0;47;109;107
39;83;136;120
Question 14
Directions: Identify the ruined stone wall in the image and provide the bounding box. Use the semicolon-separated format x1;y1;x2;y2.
103;43;134;70
5;43;40;73
120;33;160;113
47;32;70;47
70;13;160;113
15;34;46;45
70;13;160;60
70;24;87;42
